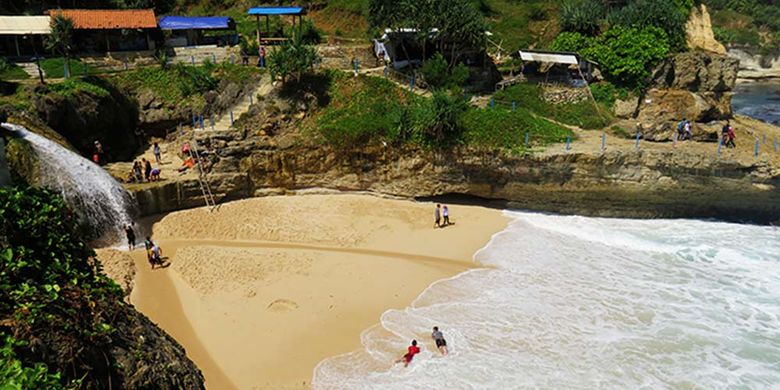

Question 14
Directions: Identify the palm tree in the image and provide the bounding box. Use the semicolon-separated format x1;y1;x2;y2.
45;14;74;79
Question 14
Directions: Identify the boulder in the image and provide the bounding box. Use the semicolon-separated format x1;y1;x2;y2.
685;4;726;54
613;97;639;119
652;51;739;92
635;89;732;141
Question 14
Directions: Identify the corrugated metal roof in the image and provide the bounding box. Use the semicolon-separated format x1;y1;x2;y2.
0;16;51;35
519;50;579;65
159;16;233;30
247;7;304;15
48;9;157;29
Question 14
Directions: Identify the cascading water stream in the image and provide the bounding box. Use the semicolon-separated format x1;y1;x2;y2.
2;123;136;244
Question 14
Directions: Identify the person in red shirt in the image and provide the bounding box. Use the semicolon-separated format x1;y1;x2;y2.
395;340;420;367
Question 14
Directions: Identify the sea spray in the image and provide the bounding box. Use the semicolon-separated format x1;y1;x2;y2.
313;213;780;389
2;123;136;244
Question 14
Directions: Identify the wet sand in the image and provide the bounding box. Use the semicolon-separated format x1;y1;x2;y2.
126;194;508;389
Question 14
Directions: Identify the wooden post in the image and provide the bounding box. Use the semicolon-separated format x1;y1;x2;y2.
266;15;270;36
14;35;20;57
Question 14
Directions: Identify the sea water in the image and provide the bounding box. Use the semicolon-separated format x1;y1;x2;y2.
733;82;780;126
313;212;780;389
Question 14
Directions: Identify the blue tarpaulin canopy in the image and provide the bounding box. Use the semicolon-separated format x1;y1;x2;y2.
247;7;304;15
158;16;234;30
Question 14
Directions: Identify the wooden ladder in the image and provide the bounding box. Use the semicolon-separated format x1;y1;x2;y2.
187;139;217;211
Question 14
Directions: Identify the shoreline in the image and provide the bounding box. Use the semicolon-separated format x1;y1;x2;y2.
120;194;508;389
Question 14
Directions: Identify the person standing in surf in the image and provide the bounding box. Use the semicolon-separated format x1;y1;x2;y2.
431;326;448;355
125;224;136;250
395;340;420;367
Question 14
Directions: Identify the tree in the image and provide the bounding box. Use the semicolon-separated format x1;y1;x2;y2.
267;38;320;83
560;0;605;36
45;14;74;79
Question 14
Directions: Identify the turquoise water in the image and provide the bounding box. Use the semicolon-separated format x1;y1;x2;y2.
314;213;780;389
733;82;780;126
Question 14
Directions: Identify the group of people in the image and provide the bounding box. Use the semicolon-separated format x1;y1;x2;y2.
676;119;738;148
395;326;449;367
240;46;267;68
124;224;165;269
126;142;163;183
434;204;451;228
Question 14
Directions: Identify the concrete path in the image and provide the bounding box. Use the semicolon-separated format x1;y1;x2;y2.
209;76;273;131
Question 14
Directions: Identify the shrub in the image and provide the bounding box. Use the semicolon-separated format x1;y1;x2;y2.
410;91;469;147
494;83;612;129
589;25;670;88
590;81;629;107
298;19;322;44
560;0;604;36
607;0;689;51
529;4;548;21
420;53;470;90
46;77;110;98
549;31;596;53
268;38;320;83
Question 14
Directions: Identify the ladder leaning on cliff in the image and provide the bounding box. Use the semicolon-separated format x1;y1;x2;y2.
186;139;217;211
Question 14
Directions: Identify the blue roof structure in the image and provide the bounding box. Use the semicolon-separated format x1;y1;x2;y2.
247;6;304;16
159;16;233;30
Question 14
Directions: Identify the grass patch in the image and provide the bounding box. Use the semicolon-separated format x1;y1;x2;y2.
0;82;31;111
113;63;217;104
494;82;612;129
0;60;29;80
45;77;111;98
461;106;572;149
39;58;95;78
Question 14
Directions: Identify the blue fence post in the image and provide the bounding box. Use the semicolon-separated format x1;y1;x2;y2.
123;58;129;71
512;101;516;112
489;98;495;109
210;115;215;131
229;110;234;126
775;137;779;153
249;93;253;105
192;114;197;128
754;139;760;157
212;53;217;63
190;55;195;65
524;132;529;147
230;54;235;64
410;75;415;91
717;137;723;157
565;136;571;151
601;133;606;152
635;132;641;150
672;132;678;149
199;115;205;130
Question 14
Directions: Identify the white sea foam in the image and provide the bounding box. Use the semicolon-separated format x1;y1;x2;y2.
313;211;780;389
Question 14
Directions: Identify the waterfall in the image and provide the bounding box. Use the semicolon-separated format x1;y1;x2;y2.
2;123;136;244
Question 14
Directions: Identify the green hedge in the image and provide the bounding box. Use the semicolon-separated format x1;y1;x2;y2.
494;83;612;129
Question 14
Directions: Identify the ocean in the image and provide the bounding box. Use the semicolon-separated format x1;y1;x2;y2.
313;212;780;389
733;82;780;126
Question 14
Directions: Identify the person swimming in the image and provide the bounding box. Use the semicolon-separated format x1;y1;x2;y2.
395;340;420;367
432;326;448;355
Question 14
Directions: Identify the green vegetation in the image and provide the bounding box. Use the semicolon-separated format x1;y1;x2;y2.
45;15;75;79
45;77;111;98
708;1;780;53
0;59;29;81
494;83;612;129
267;38;320;83
311;71;572;150
39;57;95;79
560;0;604;36
420;53;470;90
0;187;124;388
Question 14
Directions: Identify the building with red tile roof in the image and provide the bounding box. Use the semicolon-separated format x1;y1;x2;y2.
47;9;157;30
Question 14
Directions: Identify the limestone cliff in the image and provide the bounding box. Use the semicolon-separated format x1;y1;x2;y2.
685;4;726;54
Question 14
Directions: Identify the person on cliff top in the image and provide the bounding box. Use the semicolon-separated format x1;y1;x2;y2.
258;46;266;68
442;205;451;227
434;204;442;228
143;158;152;182
395;340;420;367
726;125;736;148
153;142;162;165
432;326;449;355
125;224;136;250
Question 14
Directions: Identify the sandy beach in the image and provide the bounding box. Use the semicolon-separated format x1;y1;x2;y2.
122;194;507;389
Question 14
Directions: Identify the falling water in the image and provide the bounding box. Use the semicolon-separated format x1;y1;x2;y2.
2;123;136;244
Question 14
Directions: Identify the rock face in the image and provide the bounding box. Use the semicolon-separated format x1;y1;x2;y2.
32;81;141;161
728;48;780;80
132;128;780;225
632;52;739;141
685;4;726;54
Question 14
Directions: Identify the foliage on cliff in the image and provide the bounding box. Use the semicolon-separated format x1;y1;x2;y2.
707;0;780;53
309;71;572;150
0;187;204;389
494;83;612;129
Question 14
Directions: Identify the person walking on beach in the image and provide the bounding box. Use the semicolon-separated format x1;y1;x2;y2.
434;204;441;228
431;326;448;355
125;224;136;250
442;205;450;226
395;340;420;367
153;142;162;165
726;125;736;148
143;158;152;182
